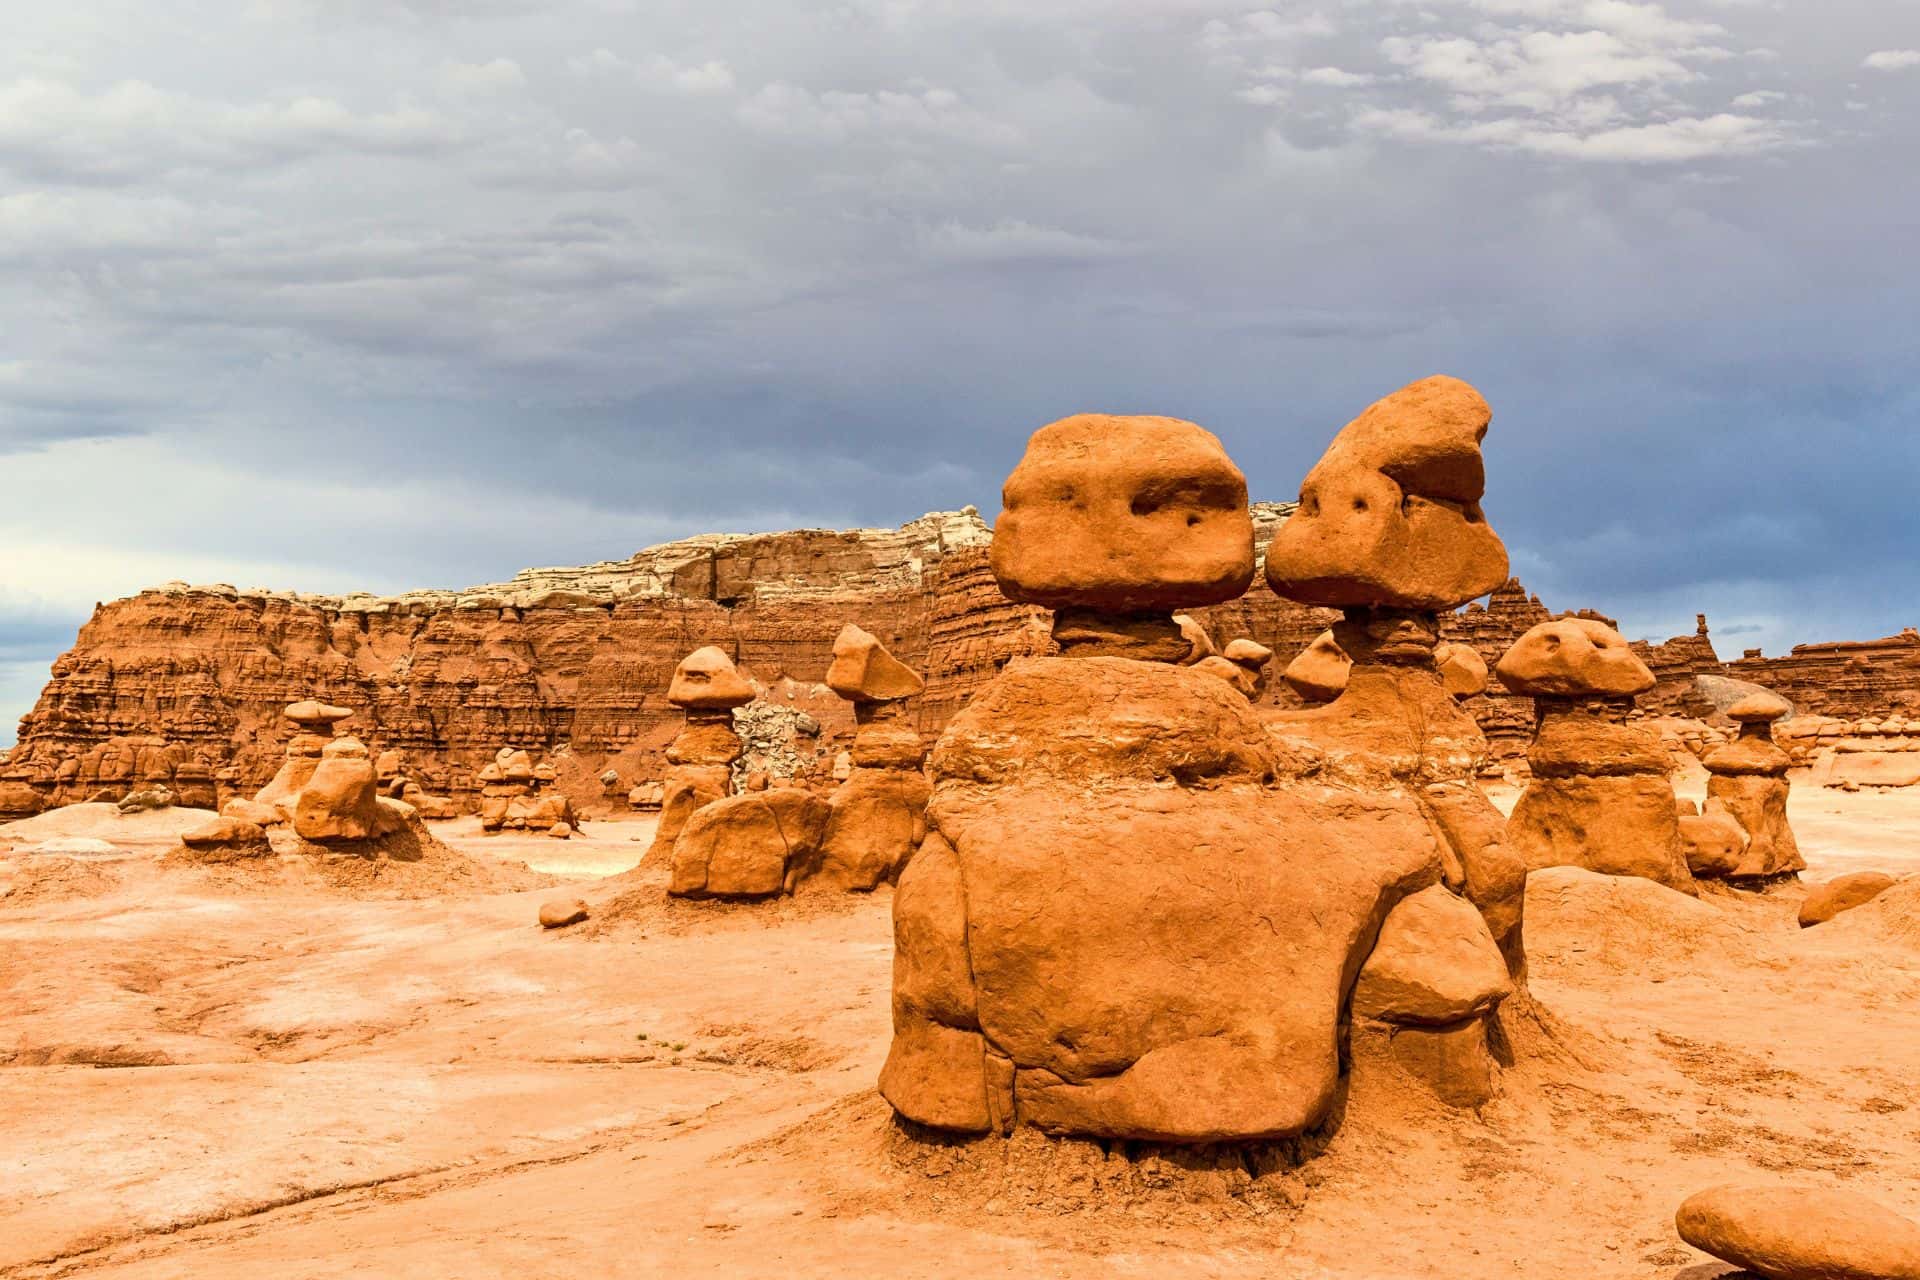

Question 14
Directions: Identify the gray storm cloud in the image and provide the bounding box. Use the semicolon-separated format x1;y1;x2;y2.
2;0;1917;742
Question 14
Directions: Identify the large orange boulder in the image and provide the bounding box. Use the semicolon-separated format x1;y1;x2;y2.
1495;618;1655;699
881;657;1442;1142
1798;872;1897;927
292;751;381;842
1265;376;1507;610
819;768;931;891
992;414;1254;615
669;789;831;898
667;646;757;710
825;624;925;703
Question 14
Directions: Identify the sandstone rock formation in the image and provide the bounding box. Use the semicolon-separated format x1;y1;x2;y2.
12;504;1912;817
1799;872;1898;927
1282;629;1351;704
1675;1183;1920;1280
883;382;1528;1146
1702;693;1805;880
816;625;930;891
1265;376;1507;610
1496;620;1694;893
651;648;757;863
1258;375;1529;1080
667;788;832;899
177;700;433;862
476;747;576;836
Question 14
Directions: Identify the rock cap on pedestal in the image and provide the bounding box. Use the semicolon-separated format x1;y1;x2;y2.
1265;376;1508;611
991;413;1254;613
825;624;925;703
285;700;354;731
668;646;757;710
1726;691;1791;724
1495;618;1654;698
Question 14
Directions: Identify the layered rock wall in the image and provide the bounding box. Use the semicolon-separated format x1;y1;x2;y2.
7;506;1915;816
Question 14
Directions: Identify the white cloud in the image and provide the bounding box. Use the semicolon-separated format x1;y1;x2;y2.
1355;106;1789;161
735;82;1019;146
0;77;459;181
916;219;1134;265
1862;49;1920;72
1730;89;1784;108
564;48;734;92
1301;66;1374;87
438;57;527;95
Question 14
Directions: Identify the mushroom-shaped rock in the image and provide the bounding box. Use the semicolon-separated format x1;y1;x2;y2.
1283;630;1351;703
1727;691;1792;724
667;646;757;710
1352;885;1512;1026
1798;872;1897;927
991;413;1254;614
1495;619;1654;698
1265;376;1508;610
284;700;353;731
825;624;925;703
1433;641;1488;697
1675;1184;1920;1280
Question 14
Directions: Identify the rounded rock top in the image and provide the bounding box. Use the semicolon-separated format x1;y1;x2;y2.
284;699;354;728
668;646;758;710
1496;618;1655;698
1726;691;1792;724
990;413;1254;613
1265;375;1509;611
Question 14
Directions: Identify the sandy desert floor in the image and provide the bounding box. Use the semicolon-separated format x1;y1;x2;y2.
2;784;1918;1279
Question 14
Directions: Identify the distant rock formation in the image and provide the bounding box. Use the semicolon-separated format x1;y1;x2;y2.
5;509;1914;820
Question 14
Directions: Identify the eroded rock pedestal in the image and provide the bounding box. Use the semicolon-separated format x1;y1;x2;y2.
816;625;930;892
883;380;1529;1150
1496;619;1696;894
650;647;757;865
1701;693;1805;881
176;699;438;862
476;749;576;836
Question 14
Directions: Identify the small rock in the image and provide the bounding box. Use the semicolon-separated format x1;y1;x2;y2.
547;821;573;840
1798;872;1897;928
538;898;589;928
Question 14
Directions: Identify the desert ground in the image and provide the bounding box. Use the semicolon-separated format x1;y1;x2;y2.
2;781;1917;1280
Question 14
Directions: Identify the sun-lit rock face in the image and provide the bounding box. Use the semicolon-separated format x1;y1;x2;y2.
1265;376;1507;612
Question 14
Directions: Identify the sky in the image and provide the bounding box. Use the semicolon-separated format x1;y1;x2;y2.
2;0;1917;745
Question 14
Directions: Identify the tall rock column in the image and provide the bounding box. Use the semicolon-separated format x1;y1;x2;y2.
649;647;757;860
1495;619;1696;894
1263;376;1528;981
1702;692;1805;880
818;624;930;890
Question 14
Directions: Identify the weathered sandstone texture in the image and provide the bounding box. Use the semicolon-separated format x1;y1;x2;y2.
1675;1183;1920;1280
1701;694;1805;880
1496;620;1695;894
882;380;1527;1148
8;511;1915;819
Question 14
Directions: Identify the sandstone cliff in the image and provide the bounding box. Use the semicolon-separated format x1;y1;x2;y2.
4;507;1909;818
